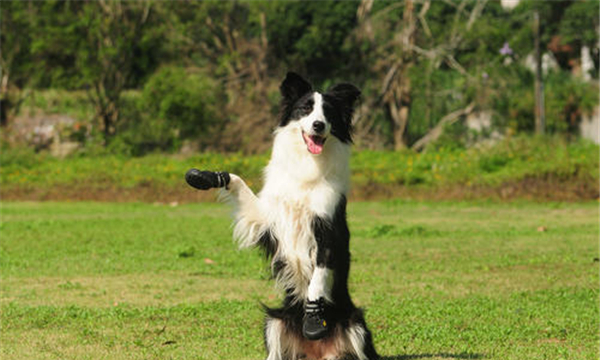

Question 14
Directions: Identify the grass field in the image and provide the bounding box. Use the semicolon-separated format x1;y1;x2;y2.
1;200;598;359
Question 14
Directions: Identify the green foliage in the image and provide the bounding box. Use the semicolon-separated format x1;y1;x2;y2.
15;1;168;142
408;62;466;143
106;67;227;156
0;144;43;170
141;66;224;140
0;150;267;190
20;90;95;121
430;121;470;151
559;0;600;49
0;1;35;89
26;1;163;90
485;65;599;134
266;1;359;82
27;1;85;89
2;0;599;152
0;1;38;121
544;71;599;133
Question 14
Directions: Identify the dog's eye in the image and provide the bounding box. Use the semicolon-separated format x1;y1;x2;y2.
301;104;313;113
291;101;313;119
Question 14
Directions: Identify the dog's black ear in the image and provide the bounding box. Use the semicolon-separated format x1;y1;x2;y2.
280;72;312;103
327;83;361;109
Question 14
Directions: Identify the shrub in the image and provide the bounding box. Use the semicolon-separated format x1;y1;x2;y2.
110;67;227;156
110;91;177;156
141;66;225;140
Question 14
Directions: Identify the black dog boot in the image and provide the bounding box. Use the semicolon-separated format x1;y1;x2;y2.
302;297;329;340
185;169;230;190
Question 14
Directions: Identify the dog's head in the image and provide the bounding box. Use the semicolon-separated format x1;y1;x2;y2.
278;72;360;155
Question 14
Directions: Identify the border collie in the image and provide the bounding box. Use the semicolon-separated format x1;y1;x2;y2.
185;72;378;360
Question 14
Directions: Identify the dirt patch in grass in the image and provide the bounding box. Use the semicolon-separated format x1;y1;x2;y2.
2;175;597;202
351;175;598;202
0;183;214;203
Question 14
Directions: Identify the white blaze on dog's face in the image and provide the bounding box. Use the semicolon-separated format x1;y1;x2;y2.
298;93;330;155
288;92;331;155
278;72;360;156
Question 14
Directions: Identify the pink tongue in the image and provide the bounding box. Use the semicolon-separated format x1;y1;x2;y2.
307;137;324;155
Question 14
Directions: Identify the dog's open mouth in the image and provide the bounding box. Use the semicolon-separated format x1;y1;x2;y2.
302;132;326;155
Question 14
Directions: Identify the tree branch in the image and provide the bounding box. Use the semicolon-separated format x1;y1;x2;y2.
411;102;475;151
418;0;432;39
467;0;488;31
379;63;399;98
444;54;469;77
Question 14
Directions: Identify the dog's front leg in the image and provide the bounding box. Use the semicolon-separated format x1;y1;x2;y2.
185;169;268;248
221;174;270;249
303;197;352;341
223;173;259;210
303;242;337;341
302;217;347;341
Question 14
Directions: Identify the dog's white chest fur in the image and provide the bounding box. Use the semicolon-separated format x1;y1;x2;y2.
261;193;322;299
261;126;349;299
260;181;339;299
231;125;350;300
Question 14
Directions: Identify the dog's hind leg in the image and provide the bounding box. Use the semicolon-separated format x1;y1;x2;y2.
264;317;297;360
346;323;379;360
343;309;379;360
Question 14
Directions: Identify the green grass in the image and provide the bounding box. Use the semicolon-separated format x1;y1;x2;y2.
1;136;598;196
1;200;598;359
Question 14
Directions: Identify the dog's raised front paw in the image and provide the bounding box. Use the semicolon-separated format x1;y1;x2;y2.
185;169;230;190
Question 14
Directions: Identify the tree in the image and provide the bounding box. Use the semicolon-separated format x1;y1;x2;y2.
0;1;36;126
79;1;153;143
357;0;489;150
164;1;278;152
30;0;159;144
265;1;360;83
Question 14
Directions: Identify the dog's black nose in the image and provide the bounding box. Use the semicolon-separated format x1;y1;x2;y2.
312;121;325;133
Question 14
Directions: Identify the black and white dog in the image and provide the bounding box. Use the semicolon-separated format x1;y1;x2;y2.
186;72;378;360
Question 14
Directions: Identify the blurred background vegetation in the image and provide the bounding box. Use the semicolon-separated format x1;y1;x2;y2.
0;0;598;200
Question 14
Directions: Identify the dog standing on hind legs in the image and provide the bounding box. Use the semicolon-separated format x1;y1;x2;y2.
186;72;379;360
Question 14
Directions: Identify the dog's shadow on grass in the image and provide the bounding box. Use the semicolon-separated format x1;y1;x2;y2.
381;353;484;360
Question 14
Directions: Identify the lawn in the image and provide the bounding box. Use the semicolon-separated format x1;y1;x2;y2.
0;200;598;359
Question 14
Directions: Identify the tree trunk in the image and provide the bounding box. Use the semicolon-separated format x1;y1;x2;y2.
0;98;9;127
388;74;411;150
389;0;415;150
101;98;119;143
533;10;545;134
102;113;112;141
